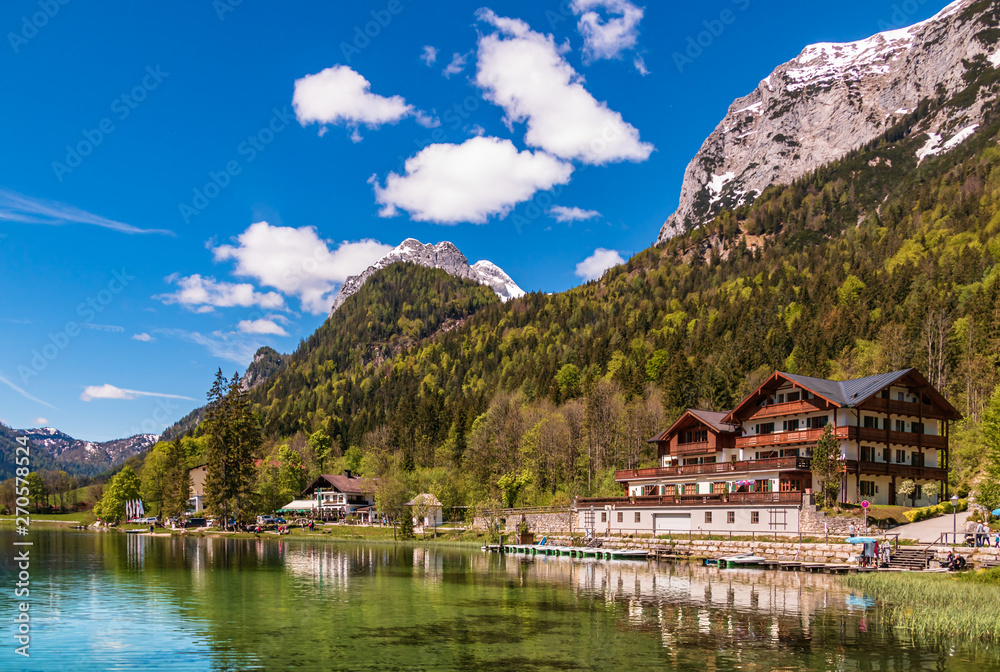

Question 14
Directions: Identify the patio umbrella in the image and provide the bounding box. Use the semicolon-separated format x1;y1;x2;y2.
845;537;877;544
991;508;1000;516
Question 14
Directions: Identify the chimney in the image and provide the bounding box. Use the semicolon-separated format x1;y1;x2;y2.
344;470;352;479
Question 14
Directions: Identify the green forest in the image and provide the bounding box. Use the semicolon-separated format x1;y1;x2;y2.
126;97;1000;519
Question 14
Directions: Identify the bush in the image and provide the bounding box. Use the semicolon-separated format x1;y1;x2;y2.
904;499;968;523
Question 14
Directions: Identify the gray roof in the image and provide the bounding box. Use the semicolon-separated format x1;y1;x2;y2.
687;409;736;433
777;369;913;406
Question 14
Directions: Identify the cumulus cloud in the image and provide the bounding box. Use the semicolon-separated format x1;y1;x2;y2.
474;9;652;165
238;319;289;336
131;333;154;342
372;136;573;224
575;248;624;281
443;52;469;77
420;45;438;65
81;384;196;402
293;65;414;137
155;274;286;312
549;205;601;222
571;0;644;63
0;188;173;236
213;221;393;314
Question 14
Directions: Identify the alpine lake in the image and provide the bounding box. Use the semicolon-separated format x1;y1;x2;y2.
2;529;999;671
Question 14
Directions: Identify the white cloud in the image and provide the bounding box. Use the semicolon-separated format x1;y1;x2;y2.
155;274;286;312
443;52;468;78
571;0;644;63
293;65;413;136
132;333;154;342
549;205;601;222
575;248;624;281
213;221;393;314
81;323;124;333
474;9;652;166
420;45;438;65
372;136;573;224
33;417;48;426
238;319;288;336
80;384;196;402
0;188;173;236
633;55;649;75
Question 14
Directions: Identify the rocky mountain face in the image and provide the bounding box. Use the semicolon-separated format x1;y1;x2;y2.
15;427;159;475
659;0;1000;241
239;346;289;392
329;239;525;314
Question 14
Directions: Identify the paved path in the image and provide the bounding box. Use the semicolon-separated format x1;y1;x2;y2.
892;510;972;543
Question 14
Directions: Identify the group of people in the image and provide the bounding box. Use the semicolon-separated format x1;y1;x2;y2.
945;551;968;571
969;521;998;547
856;540;892;567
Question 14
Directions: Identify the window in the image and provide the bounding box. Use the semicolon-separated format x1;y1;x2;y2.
663;485;676;496
911;452;924;467
895;420;906;432
617;512;623;523
712;482;726;494
810;416;829;429
777;393;785;403
757;450;779;460
727;511;735;524
912;423;924;435
680;429;708;444
915;485;923;500
787;391;800;402
863;415;878;429
683;483;699;495
782;419;800;432
642;484;657;496
751;511;760;524
879;390;889;399
898;392;905;402
601;512;607;523
781;448;800;458
780;478;802;492
860;446;871;461
859;481;877;497
705;512;712;523
634;512;641;523
757;422;774;435
896;449;906;463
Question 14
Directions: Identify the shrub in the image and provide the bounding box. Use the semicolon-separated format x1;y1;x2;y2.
904;499;967;523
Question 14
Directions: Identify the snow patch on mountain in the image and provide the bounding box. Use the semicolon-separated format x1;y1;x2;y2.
659;0;998;241
329;239;525;314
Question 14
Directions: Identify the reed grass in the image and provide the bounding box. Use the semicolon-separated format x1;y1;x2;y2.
844;571;1000;643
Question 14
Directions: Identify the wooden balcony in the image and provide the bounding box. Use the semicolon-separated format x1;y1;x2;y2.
843;460;948;481
673;440;711;457
615;456;812;482
854;427;947;449
737;426;946;450
737;426;849;449
747;399;831;420
577;491;804;508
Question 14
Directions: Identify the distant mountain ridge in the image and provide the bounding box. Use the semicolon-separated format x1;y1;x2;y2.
660;0;1000;240
6;427;159;477
329;238;525;314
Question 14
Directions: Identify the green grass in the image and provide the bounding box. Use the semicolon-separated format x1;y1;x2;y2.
843;571;1000;643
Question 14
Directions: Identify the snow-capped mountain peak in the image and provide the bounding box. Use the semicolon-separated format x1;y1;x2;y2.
329;239;525;314
659;0;998;241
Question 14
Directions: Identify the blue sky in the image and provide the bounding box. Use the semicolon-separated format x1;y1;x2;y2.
0;0;953;440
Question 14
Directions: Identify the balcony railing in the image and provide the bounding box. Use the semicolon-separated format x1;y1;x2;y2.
736;425;946;450
843;460;948;480
748;399;831;420
737;426;848;449
674;440;711;456
576;491;803;508
616;456;811;482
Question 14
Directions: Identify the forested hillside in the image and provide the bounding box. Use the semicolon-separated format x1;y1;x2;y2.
189;103;1000;510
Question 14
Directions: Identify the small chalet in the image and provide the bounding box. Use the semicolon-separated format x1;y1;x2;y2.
407;493;443;529
300;471;377;520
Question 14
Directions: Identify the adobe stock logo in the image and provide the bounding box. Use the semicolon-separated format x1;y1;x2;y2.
672;0;752;73
7;0;70;54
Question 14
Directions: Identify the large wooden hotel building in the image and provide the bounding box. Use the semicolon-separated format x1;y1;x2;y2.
577;369;960;534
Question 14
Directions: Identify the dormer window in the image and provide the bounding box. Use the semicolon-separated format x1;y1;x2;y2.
787;391;800;402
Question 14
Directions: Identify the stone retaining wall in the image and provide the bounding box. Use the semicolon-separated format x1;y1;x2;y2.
472;509;576;535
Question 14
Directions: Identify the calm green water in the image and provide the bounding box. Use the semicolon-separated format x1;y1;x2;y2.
1;531;999;671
